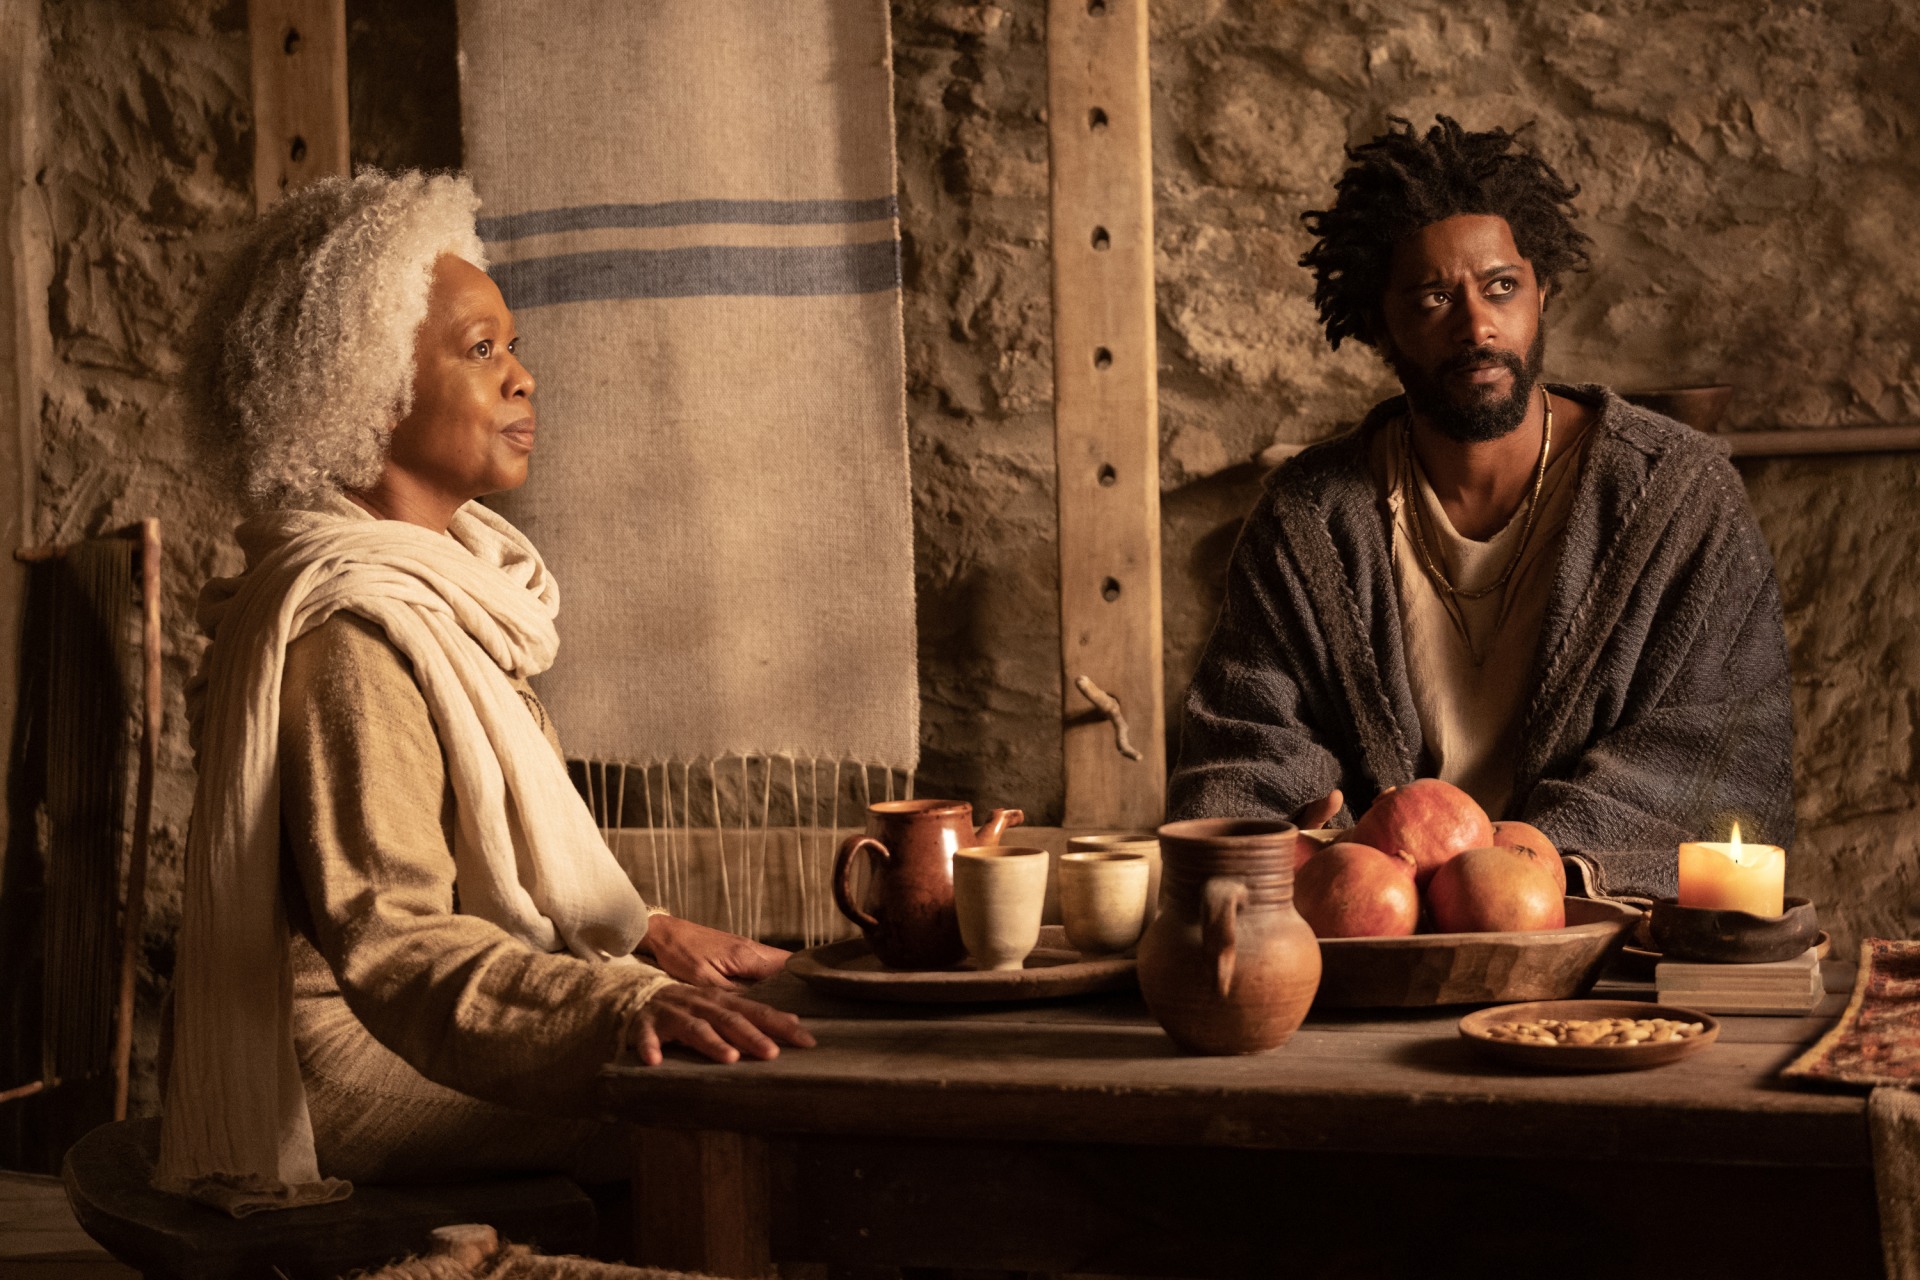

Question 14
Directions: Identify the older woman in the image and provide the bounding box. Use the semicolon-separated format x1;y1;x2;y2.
157;171;810;1213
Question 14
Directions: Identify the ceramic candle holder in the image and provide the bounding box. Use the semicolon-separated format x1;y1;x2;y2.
1649;895;1820;964
1058;851;1151;955
952;846;1050;971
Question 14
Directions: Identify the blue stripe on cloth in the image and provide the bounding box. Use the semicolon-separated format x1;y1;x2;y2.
493;241;902;306
477;197;900;242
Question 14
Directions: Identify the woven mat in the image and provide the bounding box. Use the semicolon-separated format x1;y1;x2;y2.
1785;938;1920;1088
1783;939;1920;1280
455;0;916;772
352;1238;694;1280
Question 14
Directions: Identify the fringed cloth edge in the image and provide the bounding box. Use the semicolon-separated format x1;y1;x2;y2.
576;753;914;948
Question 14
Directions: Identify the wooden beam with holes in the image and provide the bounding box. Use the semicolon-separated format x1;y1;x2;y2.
1046;0;1165;831
247;0;349;212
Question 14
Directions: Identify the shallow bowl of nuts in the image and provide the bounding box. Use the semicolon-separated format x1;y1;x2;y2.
1458;999;1720;1072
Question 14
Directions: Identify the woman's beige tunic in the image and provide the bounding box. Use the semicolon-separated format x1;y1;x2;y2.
279;612;643;1183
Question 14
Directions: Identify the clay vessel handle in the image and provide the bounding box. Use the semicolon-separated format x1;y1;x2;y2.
973;808;1026;845
1203;876;1248;998
832;835;888;931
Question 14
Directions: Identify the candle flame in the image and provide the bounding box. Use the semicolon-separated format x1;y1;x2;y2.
1729;821;1743;864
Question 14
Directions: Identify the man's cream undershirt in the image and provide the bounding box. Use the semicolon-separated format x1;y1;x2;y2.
1372;410;1592;820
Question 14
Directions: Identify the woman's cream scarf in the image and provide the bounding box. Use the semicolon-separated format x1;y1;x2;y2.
155;495;654;1213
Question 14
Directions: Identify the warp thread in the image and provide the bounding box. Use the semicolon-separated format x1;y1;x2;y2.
576;753;912;948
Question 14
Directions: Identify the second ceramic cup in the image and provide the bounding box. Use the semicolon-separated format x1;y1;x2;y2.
1067;832;1162;925
952;845;1051;971
1059;850;1151;955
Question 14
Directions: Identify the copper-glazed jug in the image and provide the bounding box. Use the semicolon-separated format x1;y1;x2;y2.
833;799;1024;969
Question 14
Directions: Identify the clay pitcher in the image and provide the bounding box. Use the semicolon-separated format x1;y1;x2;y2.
833;800;1025;969
1137;818;1321;1054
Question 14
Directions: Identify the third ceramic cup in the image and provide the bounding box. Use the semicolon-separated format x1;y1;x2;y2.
1067;832;1162;925
1059;850;1152;955
952;845;1051;971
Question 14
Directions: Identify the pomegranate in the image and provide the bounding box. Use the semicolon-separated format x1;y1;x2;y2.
1293;842;1419;939
1426;845;1566;933
1293;827;1341;873
1347;779;1493;887
1491;820;1566;893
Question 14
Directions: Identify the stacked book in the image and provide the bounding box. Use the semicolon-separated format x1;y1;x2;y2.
1656;949;1823;1015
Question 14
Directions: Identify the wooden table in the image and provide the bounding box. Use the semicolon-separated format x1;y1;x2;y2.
601;965;1879;1278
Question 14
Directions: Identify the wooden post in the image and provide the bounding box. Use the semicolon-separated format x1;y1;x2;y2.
247;0;349;212
111;520;160;1122
632;1127;773;1277
1047;0;1165;830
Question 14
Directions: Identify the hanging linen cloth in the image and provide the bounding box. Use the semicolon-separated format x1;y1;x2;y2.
457;0;918;941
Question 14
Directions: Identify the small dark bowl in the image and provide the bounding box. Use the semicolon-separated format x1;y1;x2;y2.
1624;385;1734;434
1648;895;1819;964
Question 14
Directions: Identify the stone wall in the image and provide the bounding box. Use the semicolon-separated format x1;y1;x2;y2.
12;0;462;1123
20;0;252;1129
8;0;1918;1121
900;0;1920;945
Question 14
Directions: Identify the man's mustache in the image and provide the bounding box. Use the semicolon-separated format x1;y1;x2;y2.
1439;346;1526;378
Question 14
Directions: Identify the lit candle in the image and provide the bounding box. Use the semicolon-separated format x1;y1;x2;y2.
1677;822;1786;917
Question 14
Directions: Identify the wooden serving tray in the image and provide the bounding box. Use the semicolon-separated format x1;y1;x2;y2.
1459;999;1720;1072
787;925;1136;1004
1314;896;1638;1008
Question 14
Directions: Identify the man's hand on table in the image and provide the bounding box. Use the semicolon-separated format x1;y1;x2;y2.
638;911;791;987
631;984;815;1065
1294;788;1344;830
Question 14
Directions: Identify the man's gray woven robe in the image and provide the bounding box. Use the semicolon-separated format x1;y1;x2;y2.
1167;385;1795;899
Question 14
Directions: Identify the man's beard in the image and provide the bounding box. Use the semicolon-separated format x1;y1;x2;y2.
1388;328;1546;444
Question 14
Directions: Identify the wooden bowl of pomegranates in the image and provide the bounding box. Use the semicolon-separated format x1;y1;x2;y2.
1311;896;1640;1008
1298;780;1637;1008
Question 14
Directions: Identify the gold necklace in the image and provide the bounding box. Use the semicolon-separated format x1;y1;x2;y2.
1403;386;1553;603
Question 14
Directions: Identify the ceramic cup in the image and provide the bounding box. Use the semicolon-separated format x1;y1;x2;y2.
952;845;1051;971
1058;851;1152;955
1067;832;1162;925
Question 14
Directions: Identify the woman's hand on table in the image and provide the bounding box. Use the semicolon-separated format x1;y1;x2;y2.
632;984;815;1065
1293;788;1344;831
638;912;790;987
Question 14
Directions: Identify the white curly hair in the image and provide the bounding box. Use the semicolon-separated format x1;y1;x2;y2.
185;169;488;510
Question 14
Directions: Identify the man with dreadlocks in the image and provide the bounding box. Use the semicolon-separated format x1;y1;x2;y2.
1166;117;1793;898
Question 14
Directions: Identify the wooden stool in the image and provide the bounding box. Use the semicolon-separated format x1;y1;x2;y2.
61;1118;598;1280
